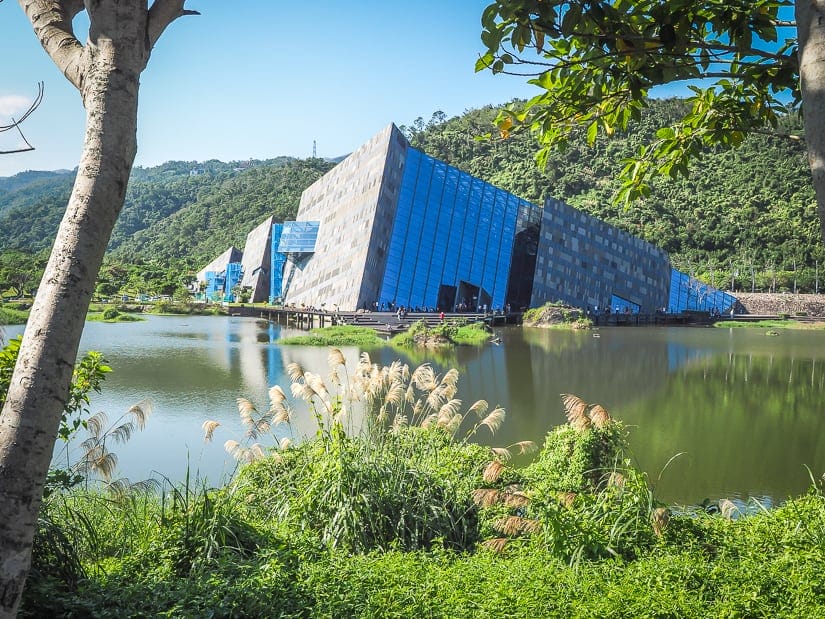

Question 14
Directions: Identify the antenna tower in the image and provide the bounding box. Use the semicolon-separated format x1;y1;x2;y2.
312;140;317;158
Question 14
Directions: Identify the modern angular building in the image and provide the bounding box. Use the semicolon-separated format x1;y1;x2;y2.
239;216;274;303
275;124;549;312
198;122;734;314
268;123;735;314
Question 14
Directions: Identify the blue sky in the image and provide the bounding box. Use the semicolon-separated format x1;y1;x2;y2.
0;1;541;177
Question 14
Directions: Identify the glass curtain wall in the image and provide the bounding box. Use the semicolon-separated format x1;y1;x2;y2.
269;223;285;303
277;221;320;252
668;269;737;313
378;148;528;311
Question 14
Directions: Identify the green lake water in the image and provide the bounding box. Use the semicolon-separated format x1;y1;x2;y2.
4;316;824;505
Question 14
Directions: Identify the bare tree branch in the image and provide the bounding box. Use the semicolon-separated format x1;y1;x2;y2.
147;0;200;50
0;81;44;155
17;0;85;89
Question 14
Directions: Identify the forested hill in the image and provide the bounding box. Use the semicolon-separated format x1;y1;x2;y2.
110;159;334;265
0;98;819;276
404;99;821;271
0;158;334;266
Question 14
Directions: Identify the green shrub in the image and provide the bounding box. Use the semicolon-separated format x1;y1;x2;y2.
524;423;624;496
236;427;488;553
102;307;120;320
279;325;385;347
0;306;28;325
223;353;506;553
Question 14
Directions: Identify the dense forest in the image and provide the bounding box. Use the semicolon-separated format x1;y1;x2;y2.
402;100;821;281
0;98;821;297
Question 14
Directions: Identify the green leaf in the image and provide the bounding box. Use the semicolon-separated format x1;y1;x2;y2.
586;122;598;146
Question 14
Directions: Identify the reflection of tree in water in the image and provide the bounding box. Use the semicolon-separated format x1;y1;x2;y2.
627;352;825;505
516;328;675;410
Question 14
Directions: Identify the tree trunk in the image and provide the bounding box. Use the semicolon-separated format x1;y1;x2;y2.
0;55;139;619
0;2;194;615
797;0;825;241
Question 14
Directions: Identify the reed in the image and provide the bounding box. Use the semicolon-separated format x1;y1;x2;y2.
202;351;523;553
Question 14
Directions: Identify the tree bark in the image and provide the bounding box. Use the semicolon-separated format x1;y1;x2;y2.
0;65;140;619
0;2;194;615
796;0;825;241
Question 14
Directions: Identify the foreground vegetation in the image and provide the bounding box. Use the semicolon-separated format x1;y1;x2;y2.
14;352;825;617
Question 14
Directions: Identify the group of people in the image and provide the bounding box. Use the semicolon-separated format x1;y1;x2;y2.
587;305;634;317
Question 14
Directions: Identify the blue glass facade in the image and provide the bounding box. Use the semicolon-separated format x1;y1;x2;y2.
269;223;286;303
277;221;320;253
377;149;536;311
668;269;737;313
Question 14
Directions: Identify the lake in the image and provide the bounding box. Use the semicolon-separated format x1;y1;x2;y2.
3;316;824;505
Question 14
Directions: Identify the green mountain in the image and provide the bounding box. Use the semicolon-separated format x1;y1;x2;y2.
0;158;333;267
0;98;820;293
404;100;821;273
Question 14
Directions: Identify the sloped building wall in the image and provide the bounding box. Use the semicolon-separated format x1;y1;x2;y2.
284;124;408;310
240;216;274;303
531;198;672;312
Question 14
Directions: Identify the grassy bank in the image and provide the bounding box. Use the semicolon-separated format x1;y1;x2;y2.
279;325;386;347
86;310;144;323
19;356;825;617
714;319;825;330
523;302;593;330
391;319;492;348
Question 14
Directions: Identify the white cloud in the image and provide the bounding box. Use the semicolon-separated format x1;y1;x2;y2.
0;95;33;119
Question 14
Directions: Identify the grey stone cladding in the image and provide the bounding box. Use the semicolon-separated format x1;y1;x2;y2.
240;216;274;303
284;124;408;310
531;197;671;312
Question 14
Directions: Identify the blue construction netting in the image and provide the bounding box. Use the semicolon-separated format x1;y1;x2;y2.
668;269;737;313
204;271;223;302
224;262;243;301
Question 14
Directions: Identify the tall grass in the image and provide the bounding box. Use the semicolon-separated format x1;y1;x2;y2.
207;350;517;553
